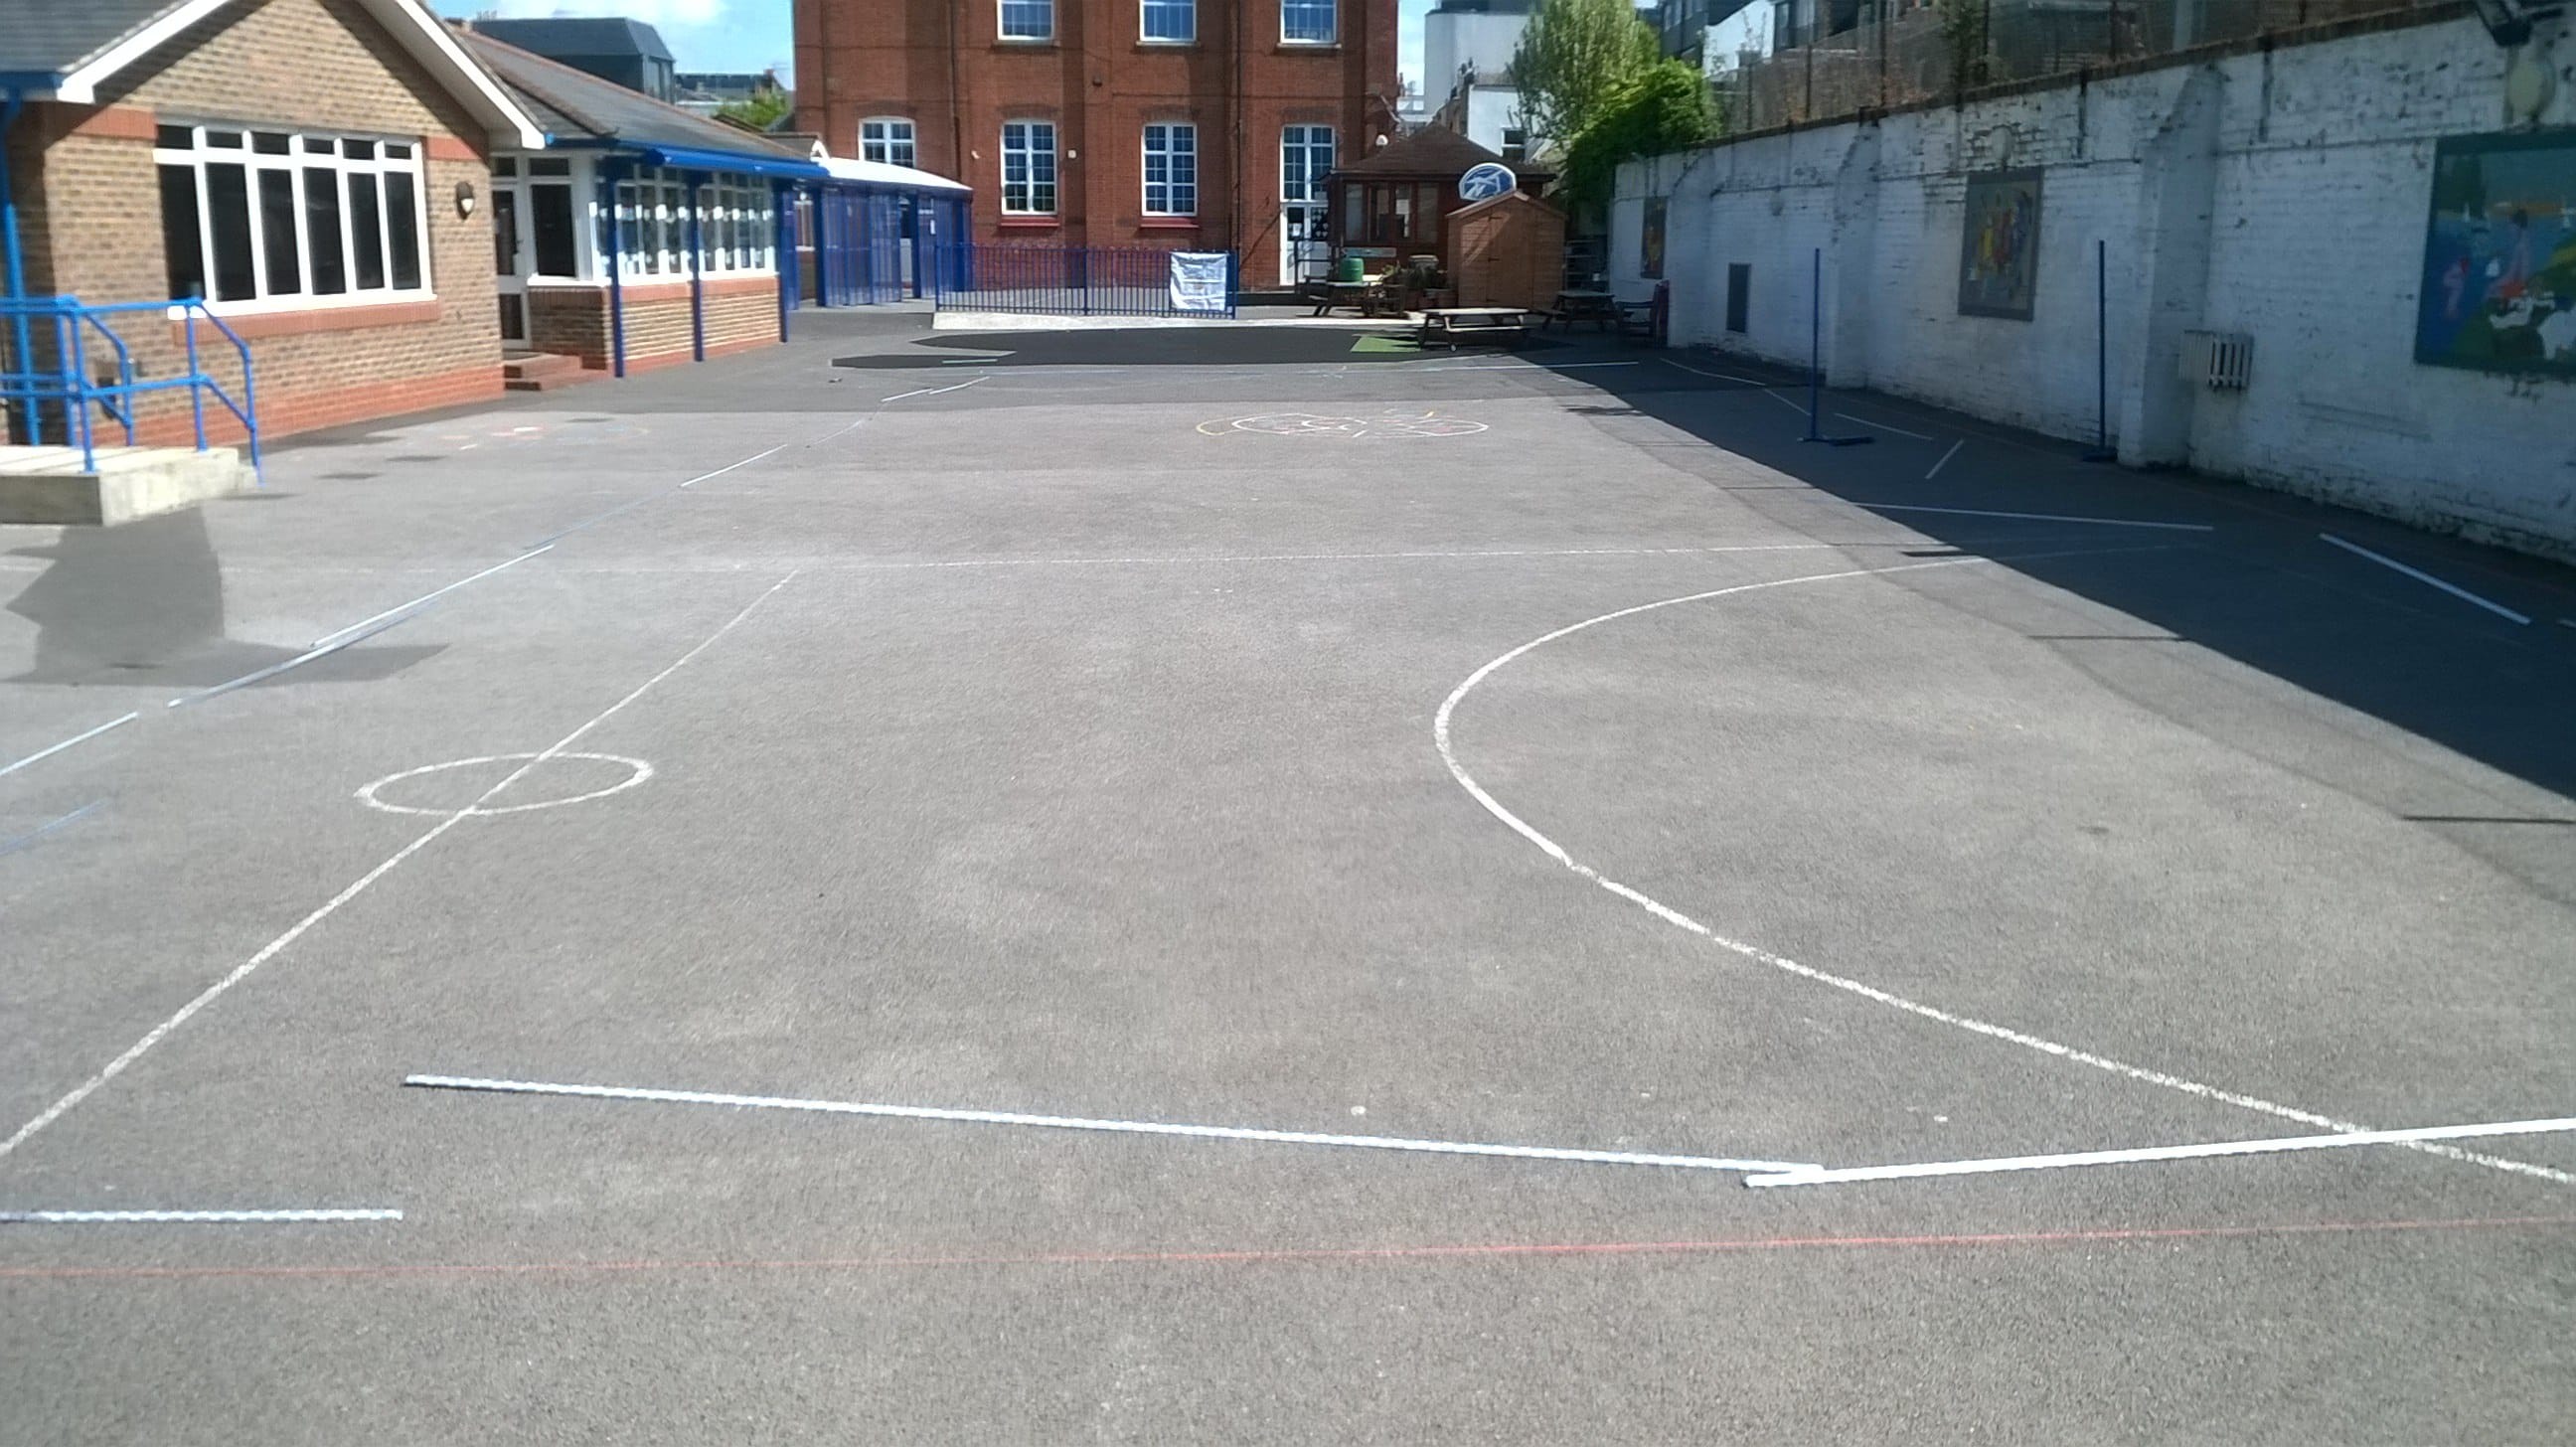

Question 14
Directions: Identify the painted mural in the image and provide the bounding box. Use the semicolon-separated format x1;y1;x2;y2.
2416;129;2576;378
1957;169;2042;320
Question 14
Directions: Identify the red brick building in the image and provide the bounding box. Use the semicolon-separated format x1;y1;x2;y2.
792;0;1399;284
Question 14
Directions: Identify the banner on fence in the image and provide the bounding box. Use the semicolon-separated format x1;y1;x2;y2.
1169;252;1231;313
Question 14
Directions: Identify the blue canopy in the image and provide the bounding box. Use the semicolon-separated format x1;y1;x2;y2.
623;142;830;181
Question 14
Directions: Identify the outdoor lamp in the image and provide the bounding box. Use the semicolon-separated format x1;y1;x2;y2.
455;181;478;219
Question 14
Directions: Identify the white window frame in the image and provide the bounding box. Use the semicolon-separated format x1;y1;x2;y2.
1280;123;1334;204
1141;0;1196;43
999;0;1055;41
1281;0;1338;45
1001;120;1057;216
151;121;434;316
1142;122;1197;218
604;165;777;280
860;116;917;168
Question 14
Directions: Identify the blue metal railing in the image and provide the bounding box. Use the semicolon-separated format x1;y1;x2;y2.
0;295;259;476
928;243;1237;319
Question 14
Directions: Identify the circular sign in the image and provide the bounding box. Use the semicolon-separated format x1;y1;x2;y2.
1458;163;1517;202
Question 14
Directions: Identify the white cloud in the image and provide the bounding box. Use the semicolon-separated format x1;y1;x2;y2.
475;1;727;25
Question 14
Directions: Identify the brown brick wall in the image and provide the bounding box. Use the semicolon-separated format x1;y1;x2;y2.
794;0;1398;258
3;0;501;446
527;277;785;369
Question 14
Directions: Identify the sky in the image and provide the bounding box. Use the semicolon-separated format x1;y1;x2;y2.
435;2;1447;90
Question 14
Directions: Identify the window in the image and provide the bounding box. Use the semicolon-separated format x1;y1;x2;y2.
1280;124;1333;203
1142;122;1196;217
861;117;916;168
1282;0;1336;43
1725;263;1751;333
1000;0;1053;40
605;168;776;278
1142;0;1195;41
154;123;431;308
1501;128;1528;165
1002;121;1057;215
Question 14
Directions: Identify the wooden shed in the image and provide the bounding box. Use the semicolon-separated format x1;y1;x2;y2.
1325;128;1551;270
1448;191;1567;313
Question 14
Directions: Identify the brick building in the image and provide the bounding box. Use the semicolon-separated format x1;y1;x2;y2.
1;0;546;444
792;0;1400;284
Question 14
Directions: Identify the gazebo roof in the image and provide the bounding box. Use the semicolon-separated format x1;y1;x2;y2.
1331;127;1551;184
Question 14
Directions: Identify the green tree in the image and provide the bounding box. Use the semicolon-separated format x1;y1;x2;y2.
718;87;793;131
1556;60;1718;217
1508;0;1662;147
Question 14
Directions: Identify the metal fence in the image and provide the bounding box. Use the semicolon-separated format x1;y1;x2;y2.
929;243;1238;319
1;295;258;473
1716;0;2453;133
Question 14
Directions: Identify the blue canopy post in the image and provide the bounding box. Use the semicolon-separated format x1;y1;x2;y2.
685;169;707;363
601;157;628;378
1;89;37;444
773;180;794;343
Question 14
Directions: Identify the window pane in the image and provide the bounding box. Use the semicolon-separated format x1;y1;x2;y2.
205;163;255;301
348;172;386;290
384;142;413;159
257;168;302;294
158;164;206;300
1143;0;1195;42
206;130;243;149
155;123;192;149
305;166;348;294
303;137;335;154
385;170;422;289
1283;0;1336;42
252;131;290;155
340;138;375;160
531;183;575;277
1000;0;1053;39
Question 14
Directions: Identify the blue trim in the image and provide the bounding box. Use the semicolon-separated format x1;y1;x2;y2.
601;158;627;378
0;73;64;89
553;138;829;181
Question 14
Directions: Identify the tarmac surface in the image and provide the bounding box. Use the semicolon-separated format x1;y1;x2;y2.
4;309;2573;1443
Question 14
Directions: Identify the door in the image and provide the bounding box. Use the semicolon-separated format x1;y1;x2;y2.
492;186;526;344
1280;125;1335;286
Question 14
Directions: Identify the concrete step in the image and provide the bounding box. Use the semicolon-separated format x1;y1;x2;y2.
502;352;593;391
0;444;254;525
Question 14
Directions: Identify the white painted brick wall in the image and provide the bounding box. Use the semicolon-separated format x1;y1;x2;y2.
1618;15;2576;559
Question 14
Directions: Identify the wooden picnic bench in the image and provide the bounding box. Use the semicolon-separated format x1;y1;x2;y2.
1419;306;1529;349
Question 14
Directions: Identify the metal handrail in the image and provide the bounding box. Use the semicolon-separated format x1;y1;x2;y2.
0;294;260;476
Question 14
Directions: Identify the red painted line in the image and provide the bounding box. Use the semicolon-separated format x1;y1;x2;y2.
4;1214;2569;1285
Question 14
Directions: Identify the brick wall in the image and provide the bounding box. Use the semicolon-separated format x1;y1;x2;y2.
5;0;501;446
1615;11;2576;560
527;276;784;370
794;0;1397;275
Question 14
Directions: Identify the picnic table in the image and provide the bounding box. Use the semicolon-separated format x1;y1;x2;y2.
1309;280;1390;318
1551;289;1620;330
1419;306;1529;349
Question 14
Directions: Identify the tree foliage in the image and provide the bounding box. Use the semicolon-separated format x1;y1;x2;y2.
1507;0;1662;146
718;88;793;132
1557;60;1718;216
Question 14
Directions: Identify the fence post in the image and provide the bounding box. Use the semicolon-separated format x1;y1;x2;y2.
2084;238;2114;462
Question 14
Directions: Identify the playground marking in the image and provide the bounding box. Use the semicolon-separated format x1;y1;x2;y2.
1857;504;2214;533
312;547;555;650
0;713;139;780
1658;357;1780;389
1926;439;1965;479
882;377;989;402
0;801;104;860
1;1208;402;1225
1744;1116;2576;1189
2319;534;2529;624
1432;556;2573;1188
1839;411;1937;441
403;1075;1818;1175
357;752;654;818
0;573;799;1165
1198;411;1489;440
168;610;423;710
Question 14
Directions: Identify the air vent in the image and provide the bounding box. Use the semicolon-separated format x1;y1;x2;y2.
2181;330;2252;391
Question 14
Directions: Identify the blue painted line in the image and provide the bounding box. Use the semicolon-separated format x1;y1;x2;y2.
0;800;103;860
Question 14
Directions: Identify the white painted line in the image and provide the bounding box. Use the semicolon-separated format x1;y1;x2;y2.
311;546;554;649
1659;357;1781;389
1432;559;2574;1188
2320;534;2530;624
0;713;138;780
1839;411;1937;441
1410;361;1642;373
168;609;420;710
1859;504;2214;533
842;543;1850;571
881;376;989;402
0;1207;402;1224
1926;438;1965;479
404;1075;1819;1175
0;801;103;860
0;573;800;1164
1744;1116;2576;1189
678;438;796;488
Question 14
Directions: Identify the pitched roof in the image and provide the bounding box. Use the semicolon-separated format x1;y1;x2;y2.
466;17;671;64
456;27;801;160
1333;126;1549;181
0;0;543;148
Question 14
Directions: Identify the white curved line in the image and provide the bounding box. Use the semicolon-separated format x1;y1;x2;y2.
1432;559;2573;1188
356;752;655;817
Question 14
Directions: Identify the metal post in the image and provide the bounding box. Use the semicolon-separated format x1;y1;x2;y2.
686;171;707;363
184;308;205;449
2084;239;2114;462
1804;247;1824;440
605;161;628;378
773;182;791;343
